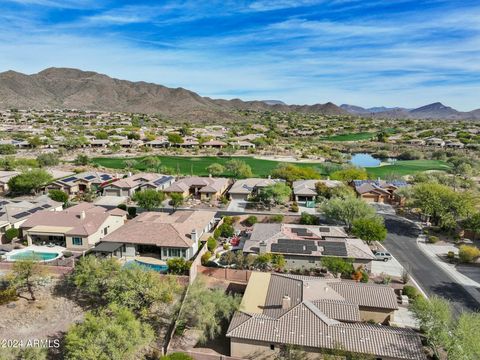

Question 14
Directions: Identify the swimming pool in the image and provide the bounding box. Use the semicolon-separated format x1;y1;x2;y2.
8;250;60;262
125;260;169;273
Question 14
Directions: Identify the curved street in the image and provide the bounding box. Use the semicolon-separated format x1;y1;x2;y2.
383;215;480;316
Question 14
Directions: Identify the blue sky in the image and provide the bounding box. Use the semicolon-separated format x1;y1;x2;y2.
0;0;479;110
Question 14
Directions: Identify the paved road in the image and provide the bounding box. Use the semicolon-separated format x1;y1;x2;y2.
383;215;480;315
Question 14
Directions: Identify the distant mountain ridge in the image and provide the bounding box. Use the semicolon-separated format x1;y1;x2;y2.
0;68;346;121
341;102;480;120
0;67;478;120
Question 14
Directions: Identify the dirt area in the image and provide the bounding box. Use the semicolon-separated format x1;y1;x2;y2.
0;277;84;342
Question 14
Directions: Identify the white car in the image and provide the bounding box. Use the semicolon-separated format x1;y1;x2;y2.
374;251;392;262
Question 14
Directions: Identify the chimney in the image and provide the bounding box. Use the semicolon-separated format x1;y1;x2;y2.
191;229;198;242
268;175;271;179
259;241;267;254
128;171;132;177
282;295;291;309
80;211;86;220
209;173;212;178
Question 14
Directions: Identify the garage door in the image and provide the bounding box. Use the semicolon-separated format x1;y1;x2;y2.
230;194;247;201
104;188;122;197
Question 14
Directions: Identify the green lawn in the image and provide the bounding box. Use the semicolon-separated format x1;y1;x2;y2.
92;156;450;178
92;156;328;177
320;132;375;142
365;160;451;178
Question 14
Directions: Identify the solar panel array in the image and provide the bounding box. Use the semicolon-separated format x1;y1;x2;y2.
271;238;318;254
84;175;96;180
153;176;174;187
13;211;31;219
322;241;348;257
100;174;112;181
291;228;313;237
62;176;77;183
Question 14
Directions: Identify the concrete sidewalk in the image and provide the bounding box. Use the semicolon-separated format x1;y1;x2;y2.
417;235;480;305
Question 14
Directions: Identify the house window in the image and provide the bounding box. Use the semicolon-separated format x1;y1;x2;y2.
270;344;275;350
168;248;181;257
103;227;108;235
72;237;83;246
163;248;168;257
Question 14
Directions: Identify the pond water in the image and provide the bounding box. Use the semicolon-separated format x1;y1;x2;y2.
350;153;382;167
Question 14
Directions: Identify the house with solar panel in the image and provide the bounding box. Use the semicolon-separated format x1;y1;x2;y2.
243;223;375;270
45;171;119;197
351;180;408;205
101;173;175;197
228;178;285;201
164;176;231;201
0;196;63;243
226;272;425;360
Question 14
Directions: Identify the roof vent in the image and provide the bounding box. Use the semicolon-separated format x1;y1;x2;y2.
79;210;86;220
282;295;291;309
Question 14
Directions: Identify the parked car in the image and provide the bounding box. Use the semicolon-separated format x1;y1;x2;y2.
374;251;392;262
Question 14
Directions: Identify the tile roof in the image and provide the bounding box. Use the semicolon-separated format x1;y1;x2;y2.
227;273;423;360
293;179;343;196
102;210;215;248
229;178;284;195
164;176;229;194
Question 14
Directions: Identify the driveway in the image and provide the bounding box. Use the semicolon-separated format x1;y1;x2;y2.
371;203;396;215
227;199;248;212
382;214;480;315
371;256;404;277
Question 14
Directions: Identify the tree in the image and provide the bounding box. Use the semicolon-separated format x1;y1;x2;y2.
141;156;161;171
132;189;165;210
7;169;53;195
10;259;47;301
167;258;191;275
0;144;17;155
168;133;184;144
5;227;19;242
410;182;475;230
321;257;354;276
244;215;258;227
300;212;319;225
37;153;60;167
258;182;292;206
225;159;253;178
48;189;69;203
462;212;480;240
177;277;240;343
207;163;225;176
64;304;154;360
270;253;286;271
448;312;480;360
271;163;321;183
170;193;184;210
207;237;217;252
330;167;368;182
322;196;375;229
351;216;387;244
214;223;234;239
411;296;452;358
74;153;90;166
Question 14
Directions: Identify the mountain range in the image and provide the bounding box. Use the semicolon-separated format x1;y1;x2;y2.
0;67;478;121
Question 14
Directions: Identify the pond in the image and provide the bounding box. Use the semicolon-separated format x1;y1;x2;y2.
350;153;382;167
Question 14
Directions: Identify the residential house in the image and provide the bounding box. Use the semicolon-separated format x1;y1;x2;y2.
144;138;169;148
243;223;375;271
445;140;465;149
200;140;227;148
351;180;408;205
46;172;118;196
229;178;284;201
0;196;63;243
406;139;426;146
164;176;231;201
226;272;424;360
97;210;216;260
89;139;111;148
231;140;256;150
102;173;175;197
425;137;445;147
293;179;343;202
19;203;127;251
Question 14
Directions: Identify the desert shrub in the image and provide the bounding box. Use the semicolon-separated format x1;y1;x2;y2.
161;353;194;360
290;202;299;212
5;228;19;242
0;287;17;305
214;223;234;239
127;206;137;217
459;245;480;263
63;251;73;258
447;251;455;261
117;203;127;211
201;251;212;266
403;285;419;300
207;237;217;252
223;243;230;250
360;271;369;283
321;257;354;276
269;214;284;223
428;235;439;244
244;215;258;227
167;258;191;275
300;212;319;225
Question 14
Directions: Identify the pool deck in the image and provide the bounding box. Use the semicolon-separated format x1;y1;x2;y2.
135;256;167;266
5;245;65;262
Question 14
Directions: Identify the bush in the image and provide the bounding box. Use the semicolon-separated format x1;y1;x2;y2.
300;212;319;225
269;214;284;223
127;207;137;218
167;258;191;275
290;202;299;212
321;257;354;276
214;223;234;239
361;271;369;283
117;203;127;211
403;285;419;300
63;251;73;258
459;245;480;263
223;243;230;250
48;189;69;203
0;287;17;305
447;251;455;261
244;215;258;227
207;237;217;252
201;251;212;266
161;353;194;360
5;228;19;242
428;235;439;244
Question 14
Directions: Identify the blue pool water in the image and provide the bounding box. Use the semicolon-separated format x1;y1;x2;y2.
9;250;59;261
125;260;169;273
350;153;381;167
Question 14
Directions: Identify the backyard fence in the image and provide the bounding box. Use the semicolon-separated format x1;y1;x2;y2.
197;266;252;284
176;351;244;360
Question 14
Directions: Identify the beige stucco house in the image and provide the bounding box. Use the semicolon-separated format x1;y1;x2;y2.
163;176;230;201
19;203;127;251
